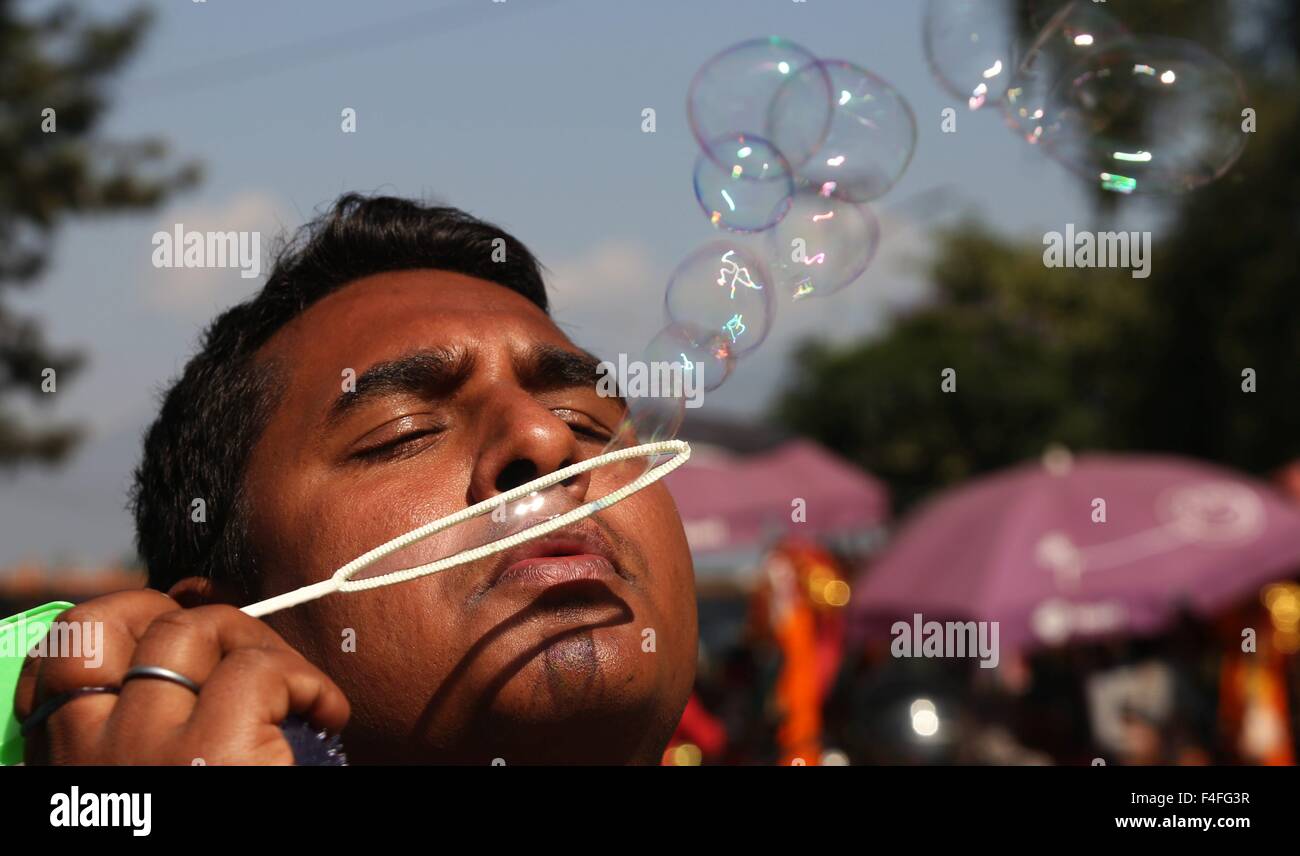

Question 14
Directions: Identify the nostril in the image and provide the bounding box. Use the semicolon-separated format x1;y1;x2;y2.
495;459;539;493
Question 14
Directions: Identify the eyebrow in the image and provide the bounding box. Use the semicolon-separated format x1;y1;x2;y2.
512;343;607;393
325;346;475;429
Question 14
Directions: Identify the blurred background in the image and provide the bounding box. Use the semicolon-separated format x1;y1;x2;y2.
1;0;1297;765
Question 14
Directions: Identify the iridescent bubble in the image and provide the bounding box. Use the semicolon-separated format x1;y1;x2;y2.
1041;36;1249;194
923;0;1017;110
769;60;916;202
688;36;834;170
693;133;793;232
664;242;773;359
1003;0;1130;145
644;323;735;393
766;189;880;301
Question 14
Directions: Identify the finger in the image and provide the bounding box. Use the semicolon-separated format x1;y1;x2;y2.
186;647;351;761
15;590;180;760
108;604;297;742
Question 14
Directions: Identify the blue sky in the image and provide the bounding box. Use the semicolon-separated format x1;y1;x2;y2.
3;0;1164;567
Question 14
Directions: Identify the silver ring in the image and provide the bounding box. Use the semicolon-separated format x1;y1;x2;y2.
122;665;201;694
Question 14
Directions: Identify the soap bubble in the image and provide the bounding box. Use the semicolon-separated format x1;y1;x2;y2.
1003;0;1130;144
766;188;880;300
769;59;916;202
688;36;834;170
1040;35;1249;194
643;322;735;393
664;241;773;358
693;133;793;232
923;0;1017;110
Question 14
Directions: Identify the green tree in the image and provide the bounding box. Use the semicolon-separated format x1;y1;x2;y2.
0;1;198;467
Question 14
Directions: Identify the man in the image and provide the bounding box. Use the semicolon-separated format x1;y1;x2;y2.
15;194;698;764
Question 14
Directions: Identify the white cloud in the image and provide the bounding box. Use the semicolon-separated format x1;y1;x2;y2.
141;191;285;318
545;238;667;362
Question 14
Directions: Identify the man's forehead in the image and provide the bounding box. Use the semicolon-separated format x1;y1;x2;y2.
259;269;567;371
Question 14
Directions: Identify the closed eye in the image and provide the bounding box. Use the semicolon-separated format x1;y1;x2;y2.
352;426;445;462
554;409;614;444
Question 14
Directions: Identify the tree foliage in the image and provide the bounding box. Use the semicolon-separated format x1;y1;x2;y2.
0;0;199;468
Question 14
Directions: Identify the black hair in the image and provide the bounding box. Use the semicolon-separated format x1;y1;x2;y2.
130;193;549;596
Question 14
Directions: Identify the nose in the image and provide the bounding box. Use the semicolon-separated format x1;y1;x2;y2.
467;389;593;508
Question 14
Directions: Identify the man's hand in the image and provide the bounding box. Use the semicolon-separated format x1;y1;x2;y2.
14;589;350;765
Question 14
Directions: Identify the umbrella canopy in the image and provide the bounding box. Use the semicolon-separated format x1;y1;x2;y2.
852;453;1300;650
665;439;888;558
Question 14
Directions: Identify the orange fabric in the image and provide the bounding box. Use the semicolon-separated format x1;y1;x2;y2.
1218;625;1295;765
774;597;821;765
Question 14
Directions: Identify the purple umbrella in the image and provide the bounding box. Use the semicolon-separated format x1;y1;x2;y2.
665;439;889;557
851;452;1300;650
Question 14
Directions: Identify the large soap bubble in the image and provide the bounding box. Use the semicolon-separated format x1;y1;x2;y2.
769;59;917;202
1040;35;1249;194
766;189;880;301
664;241;773;359
1003;0;1130;145
923;0;1017;110
693;132;793;232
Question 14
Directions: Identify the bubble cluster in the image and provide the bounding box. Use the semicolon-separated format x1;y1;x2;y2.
679;36;914;326
576;36;915;480
687;36;833;171
923;0;1249;195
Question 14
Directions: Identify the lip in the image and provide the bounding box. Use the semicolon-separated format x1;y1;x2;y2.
487;526;624;593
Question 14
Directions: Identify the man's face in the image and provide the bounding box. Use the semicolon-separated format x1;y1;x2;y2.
233;270;697;763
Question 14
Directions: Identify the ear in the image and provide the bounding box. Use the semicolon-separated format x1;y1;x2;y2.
167;575;244;609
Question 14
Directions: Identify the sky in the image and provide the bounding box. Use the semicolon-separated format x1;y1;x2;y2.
1;0;1165;567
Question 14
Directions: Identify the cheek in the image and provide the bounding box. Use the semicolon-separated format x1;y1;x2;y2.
280;575;474;734
258;460;471;591
606;484;697;644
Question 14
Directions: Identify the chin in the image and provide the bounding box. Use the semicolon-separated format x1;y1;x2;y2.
460;628;677;764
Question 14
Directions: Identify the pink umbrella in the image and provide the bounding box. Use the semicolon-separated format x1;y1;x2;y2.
665;439;889;557
852;453;1300;650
